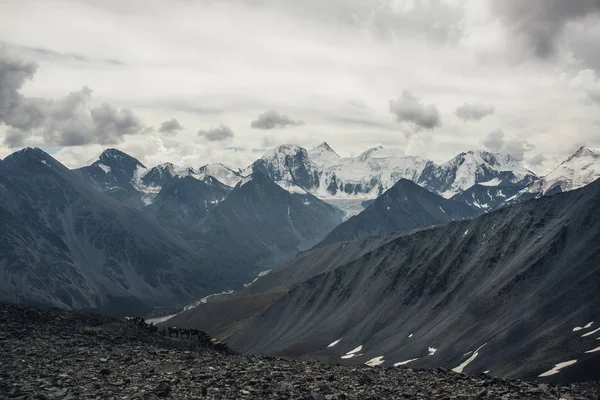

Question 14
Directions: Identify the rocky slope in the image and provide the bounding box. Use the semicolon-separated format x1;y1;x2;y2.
0;148;245;316
228;179;600;382
319;179;482;246
2;302;598;399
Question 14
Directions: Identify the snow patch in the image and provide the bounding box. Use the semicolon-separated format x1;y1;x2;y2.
365;356;385;367
452;343;486;374
408;334;413;338
97;163;111;174
479;178;502;186
573;322;594;332
340;353;363;359
346;345;363;355
538;360;577;377
275;181;307;194
327;338;342;348
462;229;469;237
428;347;437;356
582;327;600;337
146;314;177;325
585;346;600;353
394;358;418;367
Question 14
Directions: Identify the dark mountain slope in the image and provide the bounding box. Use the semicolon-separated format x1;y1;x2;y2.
165;233;402;339
450;184;523;211
194;172;344;266
320;179;482;246
145;175;231;231
229;179;600;382
0;148;245;316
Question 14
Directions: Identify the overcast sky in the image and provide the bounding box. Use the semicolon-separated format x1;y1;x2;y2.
1;0;600;173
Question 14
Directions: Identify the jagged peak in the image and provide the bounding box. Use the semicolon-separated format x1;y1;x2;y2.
5;147;51;162
198;163;238;173
262;144;307;159
312;142;340;157
98;148;146;168
357;145;384;160
571;146;600;159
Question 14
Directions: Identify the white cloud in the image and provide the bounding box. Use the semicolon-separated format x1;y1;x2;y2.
0;0;599;174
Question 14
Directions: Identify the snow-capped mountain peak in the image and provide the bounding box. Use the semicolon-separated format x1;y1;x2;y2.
308;142;340;166
433;150;537;198
261;144;308;161
525;146;600;196
197;163;244;188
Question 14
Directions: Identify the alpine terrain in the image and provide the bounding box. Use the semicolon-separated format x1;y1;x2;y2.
191;178;600;382
0;148;245;316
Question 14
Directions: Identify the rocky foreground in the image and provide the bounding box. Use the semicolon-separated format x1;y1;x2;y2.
0;303;599;400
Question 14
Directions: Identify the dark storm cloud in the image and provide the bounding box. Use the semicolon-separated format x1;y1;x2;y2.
482;129;535;161
0;52;146;147
492;0;600;59
455;102;495;122
389;90;440;131
198;124;234;141
158;118;183;136
250;109;304;130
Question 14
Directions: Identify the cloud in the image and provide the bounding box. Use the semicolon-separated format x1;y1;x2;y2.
260;135;276;148
158;118;183;136
0;51;146;147
2;41;124;66
481;129;505;152
492;0;600;59
481;129;535;161
389;90;441;132
527;153;546;166
455;102;495;122
250;109;304;130
90;103;145;143
197;124;234;141
567;69;600;105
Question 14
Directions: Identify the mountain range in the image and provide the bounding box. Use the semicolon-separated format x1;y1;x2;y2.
1;142;600;383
